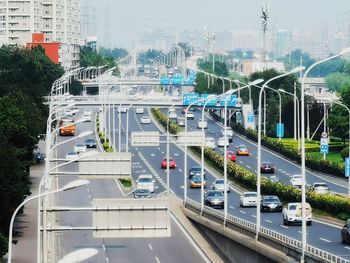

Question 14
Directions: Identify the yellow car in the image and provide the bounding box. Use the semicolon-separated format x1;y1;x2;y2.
190;176;207;188
236;145;249;156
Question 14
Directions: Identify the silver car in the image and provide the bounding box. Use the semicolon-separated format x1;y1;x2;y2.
212;179;230;192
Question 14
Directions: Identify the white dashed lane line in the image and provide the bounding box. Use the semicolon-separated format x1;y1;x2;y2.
246;165;251;169
229;206;235;210
280;225;289;229
251;215;256;218
240;211;246;214
148;244;153;250
320;238;331;243
265;220;273;223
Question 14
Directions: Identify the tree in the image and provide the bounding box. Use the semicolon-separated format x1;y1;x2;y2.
137;49;164;64
328;105;349;145
195;61;229;94
325;72;350;91
177;42;192;58
99;47;128;60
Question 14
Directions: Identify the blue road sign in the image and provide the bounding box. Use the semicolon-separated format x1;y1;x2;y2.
201;94;217;106
346;158;350;177
320;144;329;154
160;77;170;85
276;123;285;138
182;93;199;106
248;113;254;123
220;95;237;107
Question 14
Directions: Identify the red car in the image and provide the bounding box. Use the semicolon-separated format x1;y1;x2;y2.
161;157;177;169
227;150;236;162
260;162;276;174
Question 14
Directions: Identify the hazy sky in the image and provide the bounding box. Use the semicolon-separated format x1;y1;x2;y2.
87;0;350;48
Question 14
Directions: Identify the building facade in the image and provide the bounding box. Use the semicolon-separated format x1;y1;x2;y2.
0;0;80;70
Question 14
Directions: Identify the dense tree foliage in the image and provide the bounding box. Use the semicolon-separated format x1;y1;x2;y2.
99;47;128;60
137;49;164;64
195;61;229;94
177;42;192;58
0;45;62;257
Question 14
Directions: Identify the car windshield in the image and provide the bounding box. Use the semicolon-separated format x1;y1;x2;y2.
164;157;174;161
86;139;95;143
139;178;153;183
314;183;327;188
76;144;84;147
244;193;257;197
135;189;150;194
215;179;224;184
208;191;223;197
289;205;297;210
239;145;247;150
264;196;279;202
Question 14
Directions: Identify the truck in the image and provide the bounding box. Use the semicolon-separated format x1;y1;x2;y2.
59;118;76;136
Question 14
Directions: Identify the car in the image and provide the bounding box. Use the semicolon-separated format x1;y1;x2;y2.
222;128;233;142
169;111;177;119
177;117;186;127
140;116;151;124
190;176;207;188
341;219;350;243
268;175;279;183
205;190;224;209
34;152;45;164
261;195;282;212
240;192;258;207
312;182;329;194
186;111;195;119
189;166;205;179
169;107;176;112
84;138;97;148
282;202;312;226
212;178;230;192
133;189;151;199
205;137;216;149
161;157;176;169
83;109;92;116
83;114;92;122
135;107;144;114
197;119;208;129
118;106;127;113
217;137;229;147
289;174;302;188
74;143;87;153
260;162;276;174
236;145;249;156
227;150;236;162
136;174;155;193
65;151;79;161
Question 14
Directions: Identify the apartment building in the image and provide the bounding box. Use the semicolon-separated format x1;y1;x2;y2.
0;0;80;69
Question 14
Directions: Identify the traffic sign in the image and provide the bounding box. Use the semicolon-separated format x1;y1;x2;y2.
247;113;254;123
321;132;328;138
182;93;199;106
220;95;237;107
320;144;329;154
201;94;217;106
320;138;328;146
346;158;350;177
276;123;284;138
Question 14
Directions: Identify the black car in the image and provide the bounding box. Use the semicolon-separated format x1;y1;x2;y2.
84;138;97;148
260;162;276;174
205;190;224;209
342;219;350;243
133;189;151;199
189;166;206;179
261;195;282;212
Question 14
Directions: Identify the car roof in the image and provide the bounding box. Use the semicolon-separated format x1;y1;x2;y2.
138;174;153;178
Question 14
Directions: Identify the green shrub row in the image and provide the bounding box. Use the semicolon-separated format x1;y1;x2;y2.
96;113;113;152
151;108;181;134
154;109;350;219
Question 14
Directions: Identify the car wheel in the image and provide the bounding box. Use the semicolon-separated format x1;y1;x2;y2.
283;217;287;225
240;203;244;207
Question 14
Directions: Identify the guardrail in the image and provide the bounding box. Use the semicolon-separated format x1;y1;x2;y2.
185;198;350;263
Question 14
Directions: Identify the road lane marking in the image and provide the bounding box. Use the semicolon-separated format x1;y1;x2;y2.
344;246;350;250
229;206;235;210
246;165;251;169
155;257;160;263
298;231;308;235
265;220;273;223
148;244;153;250
280;225;289;229
240;211;246;214
102;244;106;251
178;168;182;172
251;215;256;218
320;238;331;243
239;160;243;164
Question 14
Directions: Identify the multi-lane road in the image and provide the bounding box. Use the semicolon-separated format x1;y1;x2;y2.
51;109;206;263
105;104;350;261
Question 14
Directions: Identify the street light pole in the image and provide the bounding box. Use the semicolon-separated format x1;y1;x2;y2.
256;67;305;241
167;103;177;195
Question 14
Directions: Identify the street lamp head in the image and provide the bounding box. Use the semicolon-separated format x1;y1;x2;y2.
339;47;350;56
250;79;264;85
290;66;305;74
278;88;285;92
62;179;90;191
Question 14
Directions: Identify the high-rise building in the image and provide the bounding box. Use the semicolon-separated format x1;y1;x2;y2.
274;29;291;58
0;0;80;69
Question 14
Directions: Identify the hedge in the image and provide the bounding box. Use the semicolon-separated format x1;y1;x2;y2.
151;108;181;134
153;108;350;219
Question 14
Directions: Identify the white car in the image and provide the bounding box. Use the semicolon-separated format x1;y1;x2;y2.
83;114;92;122
217;137;229;147
169;107;176;112
312;182;329;194
118;106;127;113
186;112;195;119
74;143;87;153
177;117;186;127
289;174;302;188
136;174;155;193
83;109;92;116
141;116;151;124
240;192;258;207
222;127;233;137
65;151;79;161
169;111;177;119
283;202;312;225
197;119;208;129
212;179;230;192
135;107;144;114
205;137;216;149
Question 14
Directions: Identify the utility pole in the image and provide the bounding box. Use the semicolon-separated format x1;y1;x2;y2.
261;1;269;70
204;28;216;72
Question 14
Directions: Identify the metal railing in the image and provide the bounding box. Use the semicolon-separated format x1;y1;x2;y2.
185;198;350;263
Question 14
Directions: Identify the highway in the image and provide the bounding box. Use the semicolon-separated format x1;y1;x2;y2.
108;104;350;261
50;108;206;263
